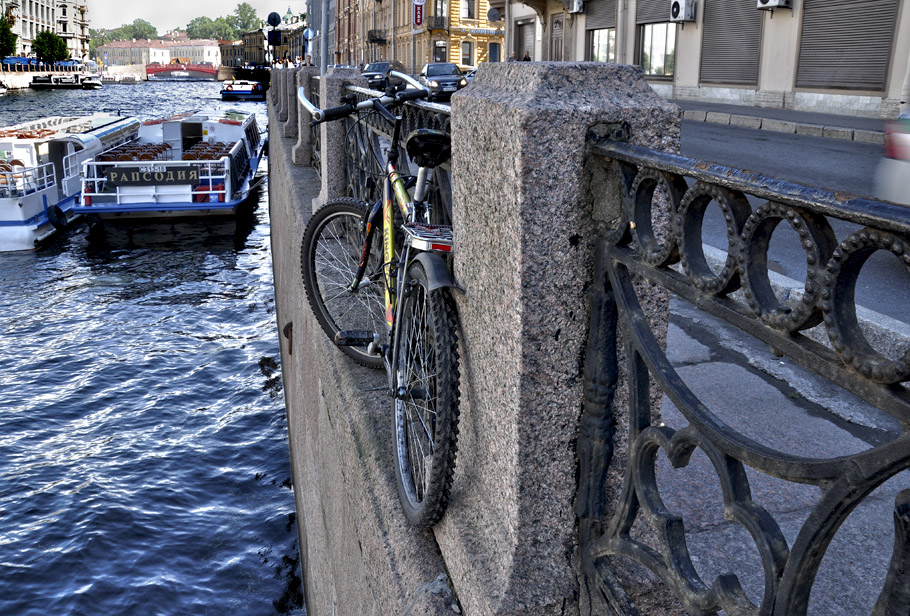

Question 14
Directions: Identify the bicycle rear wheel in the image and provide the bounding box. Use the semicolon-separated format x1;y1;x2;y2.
300;197;386;369
392;260;460;527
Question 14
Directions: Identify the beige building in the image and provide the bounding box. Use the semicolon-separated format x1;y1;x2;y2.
98;40;170;66
2;0;89;59
220;40;244;67
506;0;910;117
169;39;222;65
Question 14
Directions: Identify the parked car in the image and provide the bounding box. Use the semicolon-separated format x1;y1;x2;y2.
462;66;477;82
361;60;407;91
417;62;468;101
875;113;910;206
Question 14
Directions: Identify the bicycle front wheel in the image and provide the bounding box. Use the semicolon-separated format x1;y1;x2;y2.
300;197;386;369
393;260;460;527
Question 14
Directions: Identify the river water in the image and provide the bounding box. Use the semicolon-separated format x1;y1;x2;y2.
0;81;304;614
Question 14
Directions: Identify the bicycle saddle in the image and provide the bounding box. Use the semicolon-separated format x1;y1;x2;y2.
405;129;451;169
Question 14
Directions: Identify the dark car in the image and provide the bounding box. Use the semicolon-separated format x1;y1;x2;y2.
362;60;407;90
418;63;468;101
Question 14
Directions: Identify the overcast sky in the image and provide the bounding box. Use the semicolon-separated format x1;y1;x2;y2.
85;0;302;33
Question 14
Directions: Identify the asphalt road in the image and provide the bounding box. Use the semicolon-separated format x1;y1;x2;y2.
680;121;908;323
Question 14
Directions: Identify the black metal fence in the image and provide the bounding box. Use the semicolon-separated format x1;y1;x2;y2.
577;136;910;615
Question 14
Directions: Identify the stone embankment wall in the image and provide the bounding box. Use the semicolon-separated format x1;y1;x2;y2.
268;63;675;614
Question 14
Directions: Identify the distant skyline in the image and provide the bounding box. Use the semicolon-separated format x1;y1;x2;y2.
85;0;303;34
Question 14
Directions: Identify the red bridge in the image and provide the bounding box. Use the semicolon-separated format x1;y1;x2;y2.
145;63;217;80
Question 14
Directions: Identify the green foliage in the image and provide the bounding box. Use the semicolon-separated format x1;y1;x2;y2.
186;16;239;39
233;2;261;34
0;18;17;59
33;31;69;63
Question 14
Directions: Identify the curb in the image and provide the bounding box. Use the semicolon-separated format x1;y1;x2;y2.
681;109;885;145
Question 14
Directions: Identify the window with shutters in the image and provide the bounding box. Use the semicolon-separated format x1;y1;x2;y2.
699;0;761;85
796;0;898;90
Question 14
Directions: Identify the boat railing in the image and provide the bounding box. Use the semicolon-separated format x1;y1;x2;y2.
80;158;231;205
0;162;56;198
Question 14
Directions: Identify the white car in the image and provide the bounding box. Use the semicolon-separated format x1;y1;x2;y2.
875;113;910;206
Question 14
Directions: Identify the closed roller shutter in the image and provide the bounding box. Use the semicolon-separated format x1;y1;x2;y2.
637;0;668;24
516;21;535;59
699;0;761;85
586;0;617;29
796;0;898;90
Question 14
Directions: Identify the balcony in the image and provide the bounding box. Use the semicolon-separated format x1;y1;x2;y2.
367;29;386;44
426;15;447;32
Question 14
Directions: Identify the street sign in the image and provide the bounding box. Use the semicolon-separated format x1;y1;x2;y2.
303;27;315;40
413;0;426;5
414;3;424;25
267;12;281;27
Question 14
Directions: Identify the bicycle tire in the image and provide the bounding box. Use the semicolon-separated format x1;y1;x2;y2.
392;260;460;527
300;197;386;369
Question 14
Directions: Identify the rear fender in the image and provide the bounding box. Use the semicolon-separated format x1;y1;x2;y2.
413;252;456;292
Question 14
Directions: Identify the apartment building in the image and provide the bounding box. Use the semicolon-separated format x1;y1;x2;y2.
1;0;90;59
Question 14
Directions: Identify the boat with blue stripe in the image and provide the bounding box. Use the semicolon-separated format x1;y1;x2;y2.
0;113;141;251
74;109;266;219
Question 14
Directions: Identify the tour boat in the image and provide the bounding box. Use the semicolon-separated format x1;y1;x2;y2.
220;80;266;102
29;74;104;90
0;113;141;251
74;109;266;219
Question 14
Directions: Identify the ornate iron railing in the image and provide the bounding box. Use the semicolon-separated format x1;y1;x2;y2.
338;85;453;220
578;136;910;615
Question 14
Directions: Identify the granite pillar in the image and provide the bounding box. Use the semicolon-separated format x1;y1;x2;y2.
318;68;366;203
282;66;301;137
442;62;678;615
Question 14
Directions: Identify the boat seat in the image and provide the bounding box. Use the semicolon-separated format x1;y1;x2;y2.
182;152;198;160
8;159;24;167
117;154;134;161
138;153;155;160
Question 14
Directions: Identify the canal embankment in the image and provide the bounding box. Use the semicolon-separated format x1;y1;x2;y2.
267;104;460;614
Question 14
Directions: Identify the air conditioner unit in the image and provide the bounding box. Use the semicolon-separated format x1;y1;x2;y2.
670;0;695;22
569;0;584;13
757;0;791;9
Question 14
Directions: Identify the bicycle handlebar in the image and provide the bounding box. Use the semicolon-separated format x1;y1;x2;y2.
297;70;429;124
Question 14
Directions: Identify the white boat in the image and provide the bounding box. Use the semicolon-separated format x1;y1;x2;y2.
81;74;103;89
220;80;265;102
75;109;266;219
0;113;141;251
0;83;7;95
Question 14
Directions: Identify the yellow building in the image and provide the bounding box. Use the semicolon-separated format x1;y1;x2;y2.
350;0;503;73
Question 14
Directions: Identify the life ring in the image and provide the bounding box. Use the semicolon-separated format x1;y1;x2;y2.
143;119;164;126
219;119;242;125
226;85;233;91
46;204;68;230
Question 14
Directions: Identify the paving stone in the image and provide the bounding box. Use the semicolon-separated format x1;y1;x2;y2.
729;114;762;129
823;126;854;140
705;111;731;125
761;118;797;134
795;123;825;137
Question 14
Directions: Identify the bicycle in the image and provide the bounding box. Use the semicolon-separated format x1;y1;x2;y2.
297;73;460;527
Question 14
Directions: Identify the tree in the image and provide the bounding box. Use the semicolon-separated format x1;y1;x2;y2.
125;18;158;41
212;17;239;40
233;2;261;35
186;16;215;39
33;31;69;63
0;18;17;59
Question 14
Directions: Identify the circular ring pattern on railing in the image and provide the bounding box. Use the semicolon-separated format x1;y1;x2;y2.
630;169;687;267
677;182;751;296
738;202;837;332
822;228;910;384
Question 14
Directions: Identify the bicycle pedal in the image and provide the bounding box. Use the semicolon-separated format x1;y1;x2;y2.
334;330;375;347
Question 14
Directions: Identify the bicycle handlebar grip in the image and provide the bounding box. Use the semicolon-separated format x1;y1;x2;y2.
316;102;356;123
394;88;428;103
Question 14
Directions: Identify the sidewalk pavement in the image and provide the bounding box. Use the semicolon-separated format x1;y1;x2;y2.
673;99;888;145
